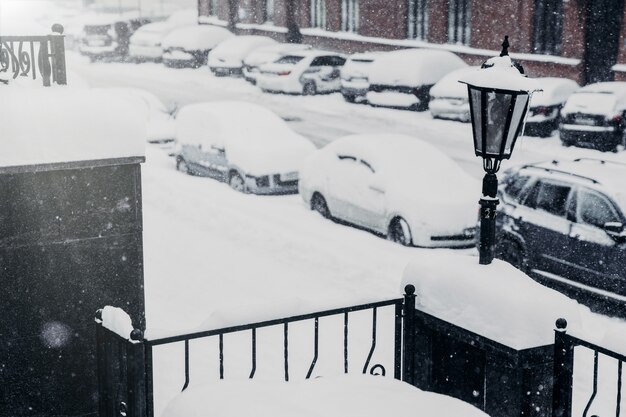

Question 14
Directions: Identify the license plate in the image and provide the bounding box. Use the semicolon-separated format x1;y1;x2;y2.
575;116;597;126
280;172;298;181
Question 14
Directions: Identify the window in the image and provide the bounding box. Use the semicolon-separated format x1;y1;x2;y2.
533;0;563;55
209;0;218;16
502;174;530;202
265;0;275;22
341;0;359;32
448;0;470;45
407;0;428;40
577;189;620;229
534;181;571;217
275;55;304;65
311;0;326;29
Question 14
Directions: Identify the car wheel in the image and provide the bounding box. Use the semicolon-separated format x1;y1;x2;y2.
388;217;412;246
311;193;330;219
176;158;190;175
302;82;317;96
229;171;246;193
496;237;526;271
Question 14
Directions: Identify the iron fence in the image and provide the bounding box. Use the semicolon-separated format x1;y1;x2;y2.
0;23;67;86
552;318;626;417
96;288;414;417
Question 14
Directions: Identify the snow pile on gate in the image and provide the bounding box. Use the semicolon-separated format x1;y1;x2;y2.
162;374;488;417
101;306;135;339
401;253;585;349
0;87;145;168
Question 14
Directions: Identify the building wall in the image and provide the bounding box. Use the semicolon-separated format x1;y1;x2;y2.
198;0;625;84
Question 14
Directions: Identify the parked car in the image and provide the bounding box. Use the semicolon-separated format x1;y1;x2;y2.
129;9;198;62
79;13;152;62
428;66;479;122
524;77;579;137
208;35;278;76
110;88;176;148
367;49;467;111
340;52;381;103
256;50;346;95
299;134;479;247
559;82;626;151
175;101;316;194
496;158;626;296
242;43;312;84
162;25;233;68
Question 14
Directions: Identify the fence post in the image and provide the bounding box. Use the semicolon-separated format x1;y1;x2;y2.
49;23;67;85
127;329;147;417
552;318;573;417
95;309;109;417
402;284;416;385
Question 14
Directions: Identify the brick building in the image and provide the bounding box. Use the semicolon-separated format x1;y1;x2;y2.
198;0;626;85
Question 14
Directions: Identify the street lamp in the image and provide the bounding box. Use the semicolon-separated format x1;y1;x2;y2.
459;36;539;265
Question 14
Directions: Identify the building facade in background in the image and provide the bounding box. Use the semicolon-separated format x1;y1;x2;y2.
198;0;626;85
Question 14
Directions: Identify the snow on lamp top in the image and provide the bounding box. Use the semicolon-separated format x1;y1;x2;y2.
458;38;540;93
0;87;146;169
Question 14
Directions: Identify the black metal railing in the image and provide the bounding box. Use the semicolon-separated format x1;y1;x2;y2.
96;288;415;417
0;23;67;86
552;318;625;417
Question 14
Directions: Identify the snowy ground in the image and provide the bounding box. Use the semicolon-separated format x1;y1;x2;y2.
6;2;626;415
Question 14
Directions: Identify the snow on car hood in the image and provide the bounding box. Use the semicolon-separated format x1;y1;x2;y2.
368;49;467;87
429;66;479;99
527;77;578;108
162;25;233;51
176;101;316;176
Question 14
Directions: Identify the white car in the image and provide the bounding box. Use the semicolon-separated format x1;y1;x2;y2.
299;134;479;247
340;51;381;103
256;50;346;95
110;88;176;147
208;35;278;76
243;43;312;84
525;77;579;137
367;49;467;111
428;66;479;122
129;9;198;61
162;25;233;68
175;101;316;194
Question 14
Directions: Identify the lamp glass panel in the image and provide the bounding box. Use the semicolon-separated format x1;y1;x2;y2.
484;91;512;157
504;93;529;155
470;88;483;154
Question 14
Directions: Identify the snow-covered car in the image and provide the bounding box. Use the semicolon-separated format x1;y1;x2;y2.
129;9;198;62
242;43;312;84
367;49;467;111
524;77;579;137
79;13;152;62
208;35;278;76
559;82;626;151
162;25;233;68
110;88;176;147
175;101;316;194
299;134;479;247
256;50;346;95
340;51;381;103
428;66;479;122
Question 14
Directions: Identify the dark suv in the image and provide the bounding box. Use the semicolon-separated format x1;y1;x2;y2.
496;159;626;298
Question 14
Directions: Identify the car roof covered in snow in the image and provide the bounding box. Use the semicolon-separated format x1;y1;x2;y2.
429;66;480;99
162;24;233;50
562;81;626;116
527;77;579;107
210;35;277;57
368;48;467;87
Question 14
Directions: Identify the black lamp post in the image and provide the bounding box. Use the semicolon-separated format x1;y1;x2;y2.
460;36;539;265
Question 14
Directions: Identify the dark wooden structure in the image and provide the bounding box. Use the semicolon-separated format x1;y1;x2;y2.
0;158;145;417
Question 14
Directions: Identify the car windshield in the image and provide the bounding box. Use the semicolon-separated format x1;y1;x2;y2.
274;55;304;65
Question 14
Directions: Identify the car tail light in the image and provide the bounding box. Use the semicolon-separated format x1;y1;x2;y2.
610;114;622;123
533;106;549;115
277;71;291;76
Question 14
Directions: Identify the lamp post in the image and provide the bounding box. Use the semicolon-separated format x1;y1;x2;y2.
460;36;539;265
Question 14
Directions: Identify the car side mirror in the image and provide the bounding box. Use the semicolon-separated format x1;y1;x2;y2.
604;222;626;242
